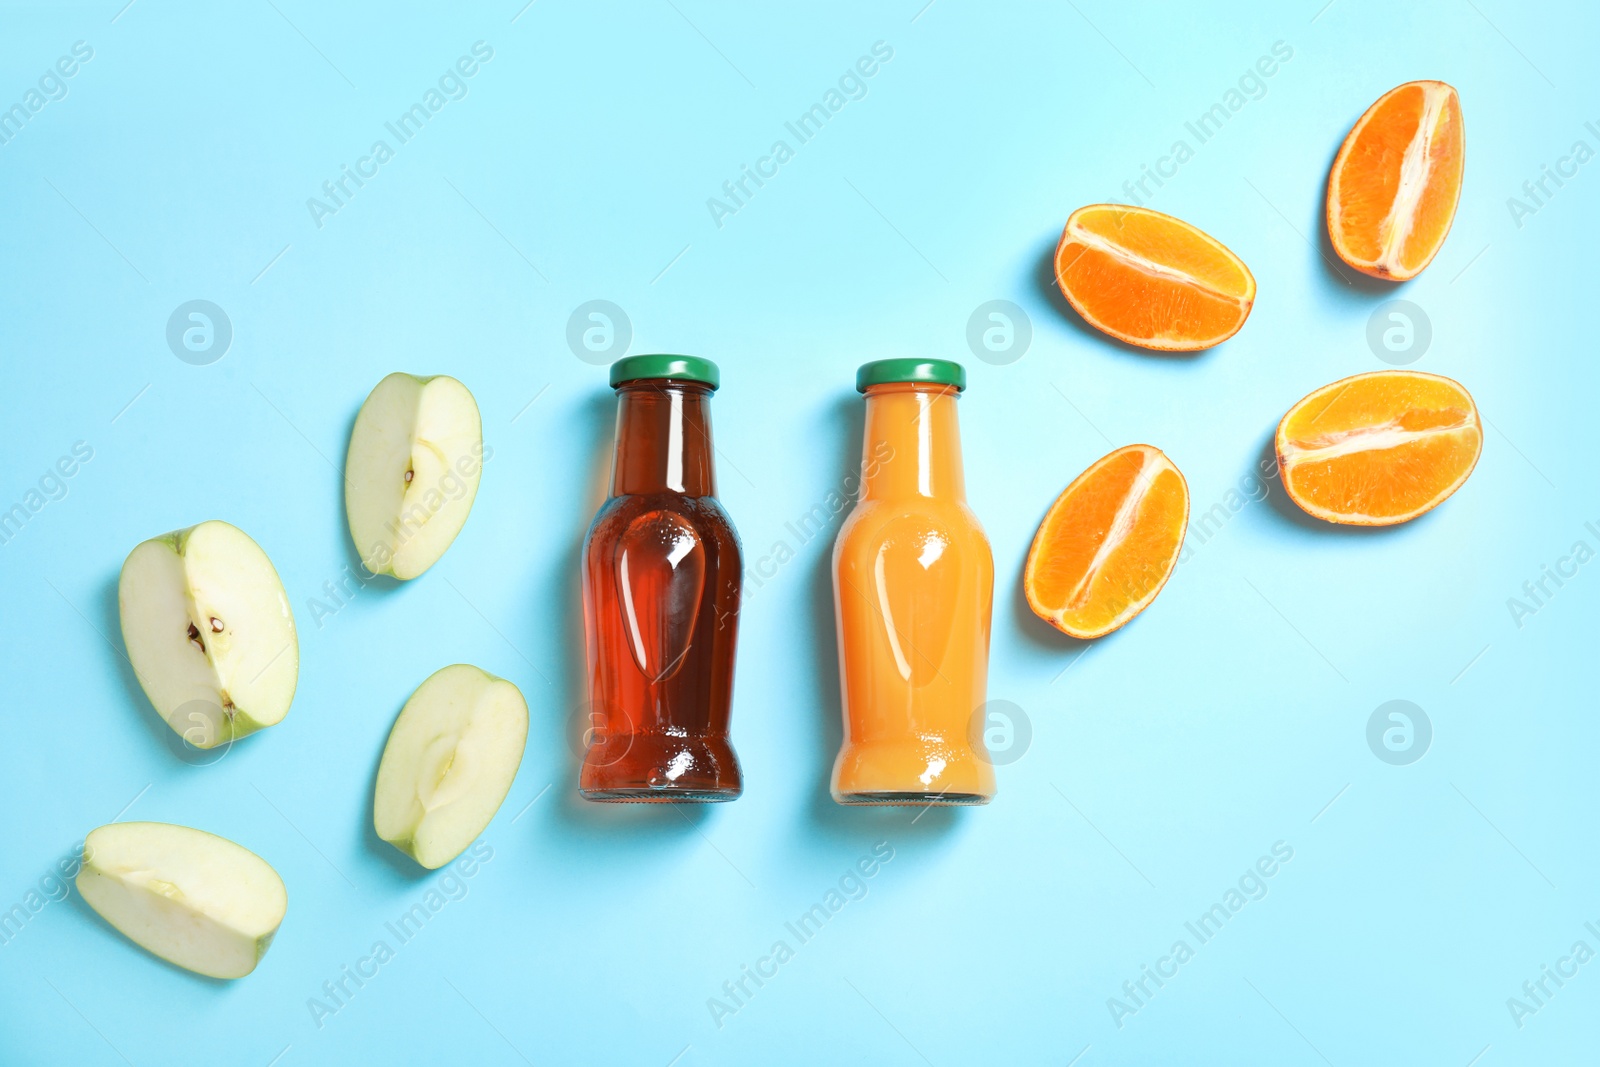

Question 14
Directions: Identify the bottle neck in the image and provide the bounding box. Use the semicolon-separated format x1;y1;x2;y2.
858;383;966;501
610;381;717;496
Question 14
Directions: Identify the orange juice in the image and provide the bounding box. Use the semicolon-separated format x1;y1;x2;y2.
831;359;995;805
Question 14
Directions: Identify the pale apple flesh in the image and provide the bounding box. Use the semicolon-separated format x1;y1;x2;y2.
118;521;298;748
76;822;287;979
345;373;484;581
375;664;528;869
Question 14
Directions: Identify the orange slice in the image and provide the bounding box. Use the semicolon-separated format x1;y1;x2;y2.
1327;80;1464;280
1024;445;1189;638
1276;370;1481;526
1054;205;1255;351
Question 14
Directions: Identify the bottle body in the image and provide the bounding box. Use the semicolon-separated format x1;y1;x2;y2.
580;378;742;801
831;381;995;804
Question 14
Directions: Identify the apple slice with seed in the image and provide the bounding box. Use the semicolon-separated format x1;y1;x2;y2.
375;664;528;869
77;821;287;979
345;373;485;580
118;520;298;749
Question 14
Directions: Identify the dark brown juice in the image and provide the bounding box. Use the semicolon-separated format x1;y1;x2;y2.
579;376;743;801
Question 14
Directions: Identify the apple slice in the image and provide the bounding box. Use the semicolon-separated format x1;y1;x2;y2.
118;520;298;749
345;373;485;580
76;821;287;979
375;664;528;869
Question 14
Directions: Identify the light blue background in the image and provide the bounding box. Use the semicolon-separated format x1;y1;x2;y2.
2;1;1596;1064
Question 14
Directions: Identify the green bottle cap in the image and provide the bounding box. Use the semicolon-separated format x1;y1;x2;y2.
609;355;720;390
855;358;967;393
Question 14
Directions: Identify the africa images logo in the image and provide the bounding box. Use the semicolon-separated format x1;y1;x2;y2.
1107;841;1295;1029
707;842;895;1029
705;41;894;229
166;300;232;365
0;40;94;148
305;42;495;230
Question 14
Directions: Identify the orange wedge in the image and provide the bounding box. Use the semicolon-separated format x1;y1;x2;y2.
1024;445;1189;638
1327;80;1464;280
1054;205;1255;351
1276;370;1481;526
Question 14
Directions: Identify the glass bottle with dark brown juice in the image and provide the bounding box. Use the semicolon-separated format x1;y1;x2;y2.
579;355;743;802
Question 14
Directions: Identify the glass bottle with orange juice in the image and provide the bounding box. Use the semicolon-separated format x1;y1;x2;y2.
830;359;996;804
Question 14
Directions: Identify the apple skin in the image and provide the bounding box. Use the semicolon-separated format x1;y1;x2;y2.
344;372;484;581
76;821;287;980
118;520;298;750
